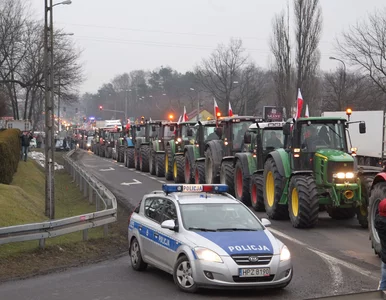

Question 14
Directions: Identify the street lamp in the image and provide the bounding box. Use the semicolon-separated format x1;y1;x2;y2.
190;88;201;121
44;0;71;219
329;56;347;109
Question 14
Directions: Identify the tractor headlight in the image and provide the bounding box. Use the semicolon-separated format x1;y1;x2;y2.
177;137;182;142
333;172;355;179
86;143;91;147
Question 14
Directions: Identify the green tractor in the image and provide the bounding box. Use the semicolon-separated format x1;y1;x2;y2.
147;121;176;178
262;116;371;228
171;121;198;183
183;120;220;184
204;116;259;186
222;120;285;208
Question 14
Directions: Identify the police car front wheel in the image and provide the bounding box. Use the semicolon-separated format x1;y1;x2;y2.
130;238;147;271
173;256;198;293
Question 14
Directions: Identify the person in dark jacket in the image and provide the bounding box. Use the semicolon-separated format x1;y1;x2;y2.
20;131;33;162
375;199;386;290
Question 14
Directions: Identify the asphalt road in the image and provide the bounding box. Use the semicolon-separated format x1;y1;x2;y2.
0;150;381;300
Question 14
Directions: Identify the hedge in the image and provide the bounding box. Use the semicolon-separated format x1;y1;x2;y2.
0;128;21;184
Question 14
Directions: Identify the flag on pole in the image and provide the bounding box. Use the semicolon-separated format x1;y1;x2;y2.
228;102;233;117
183;106;188;121
295;89;304;119
305;104;309;118
177;115;182;123
214;98;221;118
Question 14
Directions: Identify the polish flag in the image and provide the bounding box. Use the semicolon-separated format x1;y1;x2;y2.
305;104;309;118
183;106;188;121
296;89;304;119
214;98;221;118
228;102;233;117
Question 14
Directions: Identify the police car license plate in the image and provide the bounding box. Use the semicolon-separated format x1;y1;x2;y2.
239;268;270;277
183;185;203;192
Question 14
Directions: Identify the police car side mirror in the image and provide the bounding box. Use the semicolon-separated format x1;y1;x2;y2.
261;218;271;228
161;219;178;231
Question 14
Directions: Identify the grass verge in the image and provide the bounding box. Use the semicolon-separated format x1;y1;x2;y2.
0;150;129;282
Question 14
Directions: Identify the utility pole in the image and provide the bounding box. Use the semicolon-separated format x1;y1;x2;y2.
58;75;61;132
44;0;55;219
125;90;128;123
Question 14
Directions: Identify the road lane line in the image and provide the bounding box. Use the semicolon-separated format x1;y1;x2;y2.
269;228;378;281
158;180;166;183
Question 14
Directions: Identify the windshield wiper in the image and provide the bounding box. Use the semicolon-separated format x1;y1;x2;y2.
188;227;217;232
216;228;257;231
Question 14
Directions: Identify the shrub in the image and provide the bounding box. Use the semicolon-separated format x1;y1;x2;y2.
0;129;21;184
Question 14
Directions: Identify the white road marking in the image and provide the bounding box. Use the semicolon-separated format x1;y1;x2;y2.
158;180;166;183
99;167;115;171
119;165;124;167
135;171;141;173
121;179;142;186
269;228;378;281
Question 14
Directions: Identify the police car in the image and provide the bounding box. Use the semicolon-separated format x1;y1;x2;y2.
128;184;292;293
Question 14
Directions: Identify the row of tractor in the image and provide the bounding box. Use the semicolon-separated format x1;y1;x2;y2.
86;112;386;259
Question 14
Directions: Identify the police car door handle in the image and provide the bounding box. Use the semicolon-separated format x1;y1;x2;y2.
154;233;159;238
138;225;142;230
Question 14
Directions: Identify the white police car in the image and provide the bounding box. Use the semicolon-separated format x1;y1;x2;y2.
128;184;292;293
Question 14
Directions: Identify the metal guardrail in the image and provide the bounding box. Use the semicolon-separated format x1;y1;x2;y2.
0;149;117;248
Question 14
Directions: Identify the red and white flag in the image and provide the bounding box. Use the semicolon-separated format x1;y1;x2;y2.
228;102;233;117
305;104;309;118
295;89;304;119
214;98;221;118
183;106;188;121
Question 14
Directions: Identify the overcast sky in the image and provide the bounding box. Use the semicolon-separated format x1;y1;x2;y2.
29;0;385;94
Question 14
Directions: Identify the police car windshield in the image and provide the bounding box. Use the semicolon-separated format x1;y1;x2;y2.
180;203;263;231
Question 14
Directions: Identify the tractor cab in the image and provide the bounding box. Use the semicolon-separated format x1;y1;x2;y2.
216;116;259;155
175;121;197;147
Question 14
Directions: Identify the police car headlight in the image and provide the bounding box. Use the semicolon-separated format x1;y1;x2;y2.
194;247;223;263
280;245;291;261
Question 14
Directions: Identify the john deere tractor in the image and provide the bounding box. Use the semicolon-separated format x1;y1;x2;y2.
171;121;198;183
146;122;176;178
262;116;372;228
183;120;220;184
223;120;285;208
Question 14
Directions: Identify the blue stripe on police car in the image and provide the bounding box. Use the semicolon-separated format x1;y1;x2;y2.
195;231;273;255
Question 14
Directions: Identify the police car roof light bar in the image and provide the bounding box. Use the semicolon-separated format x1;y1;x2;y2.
162;184;228;195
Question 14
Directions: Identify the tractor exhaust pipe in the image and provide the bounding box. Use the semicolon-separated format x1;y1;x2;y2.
344;190;354;200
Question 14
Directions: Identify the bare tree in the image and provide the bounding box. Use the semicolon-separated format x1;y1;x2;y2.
195;38;249;113
337;8;386;95
294;0;322;113
322;69;384;111
270;9;293;117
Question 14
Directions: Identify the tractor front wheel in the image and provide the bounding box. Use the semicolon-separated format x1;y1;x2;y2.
263;158;289;220
194;161;205;184
234;160;251;205
356;175;373;228
288;175;319;228
140;145;150;172
173;155;185;183
250;174;265;212
220;161;235;196
165;146;173;181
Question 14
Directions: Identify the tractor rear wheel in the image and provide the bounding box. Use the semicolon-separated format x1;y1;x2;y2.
184;153;194;184
220;161;235;196
194;161;205;184
234;159;251;205
250;174;265;212
140;145;150;172
288;175;319;228
369;182;386;257
165;146;173;180
173;155;185;183
127;148;135;168
155;153;165;177
327;207;356;220
263;158;289;220
149;149;156;175
356;175;373;228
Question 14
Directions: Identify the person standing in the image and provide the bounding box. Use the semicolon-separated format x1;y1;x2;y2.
375;199;386;290
20;131;33;162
